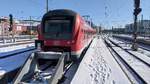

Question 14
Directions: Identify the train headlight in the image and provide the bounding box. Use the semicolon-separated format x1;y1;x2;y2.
37;43;41;50
35;40;43;50
53;41;60;45
72;40;75;43
67;41;71;44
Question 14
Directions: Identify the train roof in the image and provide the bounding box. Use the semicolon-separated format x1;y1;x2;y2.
43;9;77;18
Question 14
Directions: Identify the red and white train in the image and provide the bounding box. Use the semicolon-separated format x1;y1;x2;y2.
36;9;96;60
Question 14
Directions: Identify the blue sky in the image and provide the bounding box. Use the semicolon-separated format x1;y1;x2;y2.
0;0;150;28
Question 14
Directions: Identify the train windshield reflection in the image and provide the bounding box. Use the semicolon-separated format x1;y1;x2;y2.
44;20;72;39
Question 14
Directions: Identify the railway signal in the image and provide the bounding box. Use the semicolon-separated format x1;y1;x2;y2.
134;0;140;8
9;14;15;42
9;14;13;31
131;0;142;51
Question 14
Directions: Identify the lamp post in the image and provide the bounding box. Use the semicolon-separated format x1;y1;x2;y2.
131;0;142;51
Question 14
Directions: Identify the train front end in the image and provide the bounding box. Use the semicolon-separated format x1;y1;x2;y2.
36;9;82;60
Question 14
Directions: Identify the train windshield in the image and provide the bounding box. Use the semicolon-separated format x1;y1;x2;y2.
44;19;73;40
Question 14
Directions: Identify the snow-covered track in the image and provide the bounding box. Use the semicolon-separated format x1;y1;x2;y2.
113;35;150;45
110;37;150;58
0;41;34;48
0;47;36;83
109;38;150;67
139;46;150;52
0;47;36;59
113;35;150;51
104;39;140;84
104;38;150;84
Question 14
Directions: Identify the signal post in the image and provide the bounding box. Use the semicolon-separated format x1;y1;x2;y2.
131;0;142;51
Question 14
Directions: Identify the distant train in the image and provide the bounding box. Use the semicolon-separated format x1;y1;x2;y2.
36;9;96;60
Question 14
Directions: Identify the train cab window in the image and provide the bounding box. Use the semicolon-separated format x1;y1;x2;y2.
45;20;71;33
43;19;73;40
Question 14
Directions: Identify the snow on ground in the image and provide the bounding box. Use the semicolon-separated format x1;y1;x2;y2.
0;39;32;44
110;37;150;57
71;36;131;84
0;43;35;75
108;37;150;83
114;34;150;40
0;40;34;46
109;37;150;64
0;50;34;73
0;43;34;55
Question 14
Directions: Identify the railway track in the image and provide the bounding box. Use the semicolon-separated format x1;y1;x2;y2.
0;38;93;84
139;45;150;52
110;37;150;58
11;39;93;84
113;35;150;44
0;38;101;83
104;37;150;84
109;38;150;66
11;51;76;84
0;47;36;59
113;35;150;51
0;47;36;83
0;41;34;48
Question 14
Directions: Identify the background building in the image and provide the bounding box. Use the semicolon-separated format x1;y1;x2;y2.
0;17;40;36
125;20;150;35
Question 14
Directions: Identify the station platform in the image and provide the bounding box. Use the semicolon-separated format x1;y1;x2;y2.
71;36;131;84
